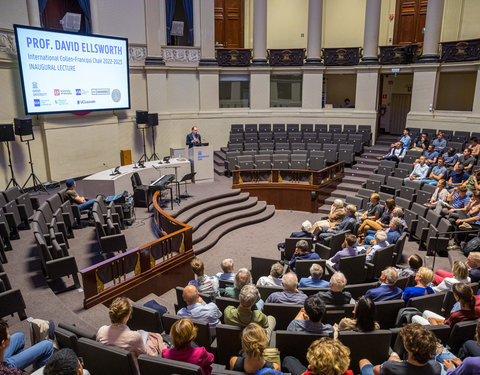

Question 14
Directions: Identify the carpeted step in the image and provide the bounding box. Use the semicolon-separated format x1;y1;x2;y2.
215;149;227;159
344;168;371;179
171;189;241;219
352;164;378;172
330;189;352;199
360;153;385;160
336;182;362;193
214;155;224;166
355;158;380;166
193;200;269;245
134;293;161;305
176;192;250;224
364;145;391;152
189;196;258;233
193;204;275;255
343;175;368;185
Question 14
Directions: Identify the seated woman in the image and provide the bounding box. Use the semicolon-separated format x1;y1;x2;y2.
402;267;435;303
162;318;214;375
357;199;395;245
96;297;166;372
338;297;380;332
360;194;382;223
412;283;480;327
432;261;471;293
229;323;280;373
311;199;346;236
425;179;448;208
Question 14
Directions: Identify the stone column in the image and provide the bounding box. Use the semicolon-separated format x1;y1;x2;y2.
361;0;381;64
420;0;445;62
26;0;41;27
306;0;323;65
199;0;217;65
89;0;101;34
252;0;267;65
144;0;165;65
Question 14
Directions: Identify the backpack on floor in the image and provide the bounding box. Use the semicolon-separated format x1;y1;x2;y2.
463;236;480;256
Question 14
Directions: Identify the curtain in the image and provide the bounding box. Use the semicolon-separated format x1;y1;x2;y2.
182;0;193;45
76;0;92;33
37;0;48;14
166;0;176;44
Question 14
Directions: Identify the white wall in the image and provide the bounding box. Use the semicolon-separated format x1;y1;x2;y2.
0;0;28;30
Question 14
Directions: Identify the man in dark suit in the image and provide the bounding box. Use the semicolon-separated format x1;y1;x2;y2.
277;220;314;250
186;126;202;148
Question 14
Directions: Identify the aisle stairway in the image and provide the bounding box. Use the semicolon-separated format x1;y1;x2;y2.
171;189;275;254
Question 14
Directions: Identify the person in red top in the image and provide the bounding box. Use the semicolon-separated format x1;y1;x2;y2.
162;318;214;375
282;337;353;375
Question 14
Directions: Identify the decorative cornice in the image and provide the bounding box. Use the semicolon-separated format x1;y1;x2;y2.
0;29;17;57
128;45;147;64
162;47;200;64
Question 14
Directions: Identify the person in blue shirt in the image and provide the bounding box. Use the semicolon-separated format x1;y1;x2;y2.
327;233;358;270
216;258;235;281
402;267;435;303
394;128;411;150
442;147;459;169
289;239;320;270
386;218;403;243
186;126;202;148
278;220;314;249
432;132;447;152
365;267;403;302
422;144;439;165
448;164;469;190
420;157;446;185
298;263;329;288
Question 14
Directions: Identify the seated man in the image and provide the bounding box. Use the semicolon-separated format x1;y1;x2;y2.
256;262;284;287
442;147;459;169
420;157;446;185
376;142;406;162
468;136;480;158
398;254;423;279
359;323;441;375
265;272;307;305
223;268;252;299
327;233;358;271
287;295;333;335
289;240;320;270
64;179;95;212
359;231;389;263
456;148;476;174
216;258;235;281
0;319;54;373
178;285;222;335
406;155;429;182
417;144;439;165
188;258;219;296
363;217;402;246
360;194;383;223
365;267;403;302
318;204;357;242
277;220;314;250
412;132;430;151
393;128;411;150
463;169;480;196
224;284;276;341
41;348;90;375
432;132;447;153
316;272;354;306
437;186;470;216
447;164;469;190
298;263;329;288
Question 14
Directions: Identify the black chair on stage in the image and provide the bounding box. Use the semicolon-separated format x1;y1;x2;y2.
131;172;150;208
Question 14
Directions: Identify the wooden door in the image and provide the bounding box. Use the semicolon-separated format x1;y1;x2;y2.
393;0;428;45
390;94;412;135
215;0;244;48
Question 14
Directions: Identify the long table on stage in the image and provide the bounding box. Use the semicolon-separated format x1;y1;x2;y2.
232;162;345;213
76;159;191;198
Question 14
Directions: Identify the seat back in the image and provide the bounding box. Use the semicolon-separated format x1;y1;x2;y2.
250;257;278;284
230;124;244;133
301;123;313;133
447;319;478;353
273;123;285;132
343;124;356;134
374;299;404;329
138;355;202;375
369;244;395;279
259;123;271;133
315;124;328;133
338;254;367;284
77;337;137;375
244;124;257;133
295;259;326;279
287;123;299;132
329;124;342;133
128;303;163;334
275;331;330;366
392;232;408;266
54;327;79;352
213;324;243;366
161;313;212;350
215;297;239;319
256;285;284;301
407;292;447;315
284;237;313;261
263;303;304;330
344;281;379;300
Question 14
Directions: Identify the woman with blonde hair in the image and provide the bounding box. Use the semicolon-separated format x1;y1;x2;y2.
96;297;166;373
311;199;346;236
283;337;353;375
162;318;214;375
229;323;280;373
432;261;470;293
402;267;435;303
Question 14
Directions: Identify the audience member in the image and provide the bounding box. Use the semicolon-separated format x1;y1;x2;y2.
316;272;354;306
412;283;480;327
278;220;314;249
357;199;395;243
162;318;214;375
360;194;382;223
359;323;441;375
360;231;389;262
189;258;219;296
63;179;95;212
96;297;167;370
465;252;480;282
443;147;459;169
406;156;429;181
42;348;88;375
433;261;470;293
287;295;333;335
418;144;439;165
365;268;403;301
178;285;222;335
437;186;470;216
412;132;430;151
224;285;275;340
456;148;475;174
283;337;353;375
432;132;447;153
0;319;53;374
448;165;469;190
298;263;329;288
463;170;480;196
377;142;406;162
327;234;358;271
444;355;480;374
317;205;357;242
338;297;379;332
398;254;423;278
420;157;447;185
265;273;307;305
311;200;346;236
396;128;411;150
216;259;235;281
363;217;402;246
289;240;320;270
458;320;480;359
256;263;284;287
229;323;280;373
223;268;253;299
402;267;435;303
425;179;448;208
468;136;480;158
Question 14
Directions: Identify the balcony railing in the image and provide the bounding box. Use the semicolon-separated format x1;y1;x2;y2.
441;38;480;63
322;47;362;66
379;44;421;65
216;48;252;67
268;49;306;66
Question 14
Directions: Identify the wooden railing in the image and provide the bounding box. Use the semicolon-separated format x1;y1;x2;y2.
322;47;362;66
379;44;421;64
80;191;194;309
441;38;480;62
268;49;306;66
216;48;252;66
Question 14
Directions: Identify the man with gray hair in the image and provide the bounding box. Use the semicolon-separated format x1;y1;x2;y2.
363;231;389;263
216;258;235;281
224;284;276;340
256;262;284;287
316;272;354;306
265;272;307;305
223;268;263;310
289;239;320;270
298;263;329;288
277;220;314;250
318;205;358;243
365;267;403;301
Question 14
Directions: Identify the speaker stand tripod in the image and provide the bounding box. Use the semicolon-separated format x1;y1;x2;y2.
3;141;20;189
22;138;47;192
137;127;148;163
148;126;159;161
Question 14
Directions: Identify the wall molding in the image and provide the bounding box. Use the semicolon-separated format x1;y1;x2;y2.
128;44;147;65
162;46;200;64
0;29;17;58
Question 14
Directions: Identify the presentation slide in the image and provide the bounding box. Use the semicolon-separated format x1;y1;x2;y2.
14;25;130;114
